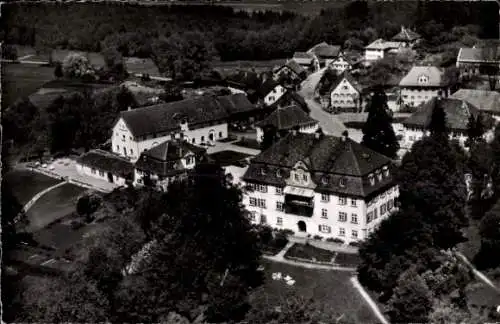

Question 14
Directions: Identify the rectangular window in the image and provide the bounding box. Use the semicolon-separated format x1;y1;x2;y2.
339;228;345;236
277;217;283;226
319;225;331;233
250;213;256;222
351;214;358;224
294;174;300;182
91;168;96;175
276;187;283;195
99;170;104;177
338;197;347;205
122;135;125;141
380;192;386;199
260;215;267;224
130;149;133;155
338;212;347;222
257;199;266;209
129;136;132;141
303;174;308;182
381;204;387;215
321;209;328;219
276;202;284;211
351;199;357;207
367;212;374;223
321;193;330;202
374;208;378;219
249;197;257;207
388;199;394;211
116;145;120;152
352;230;358;239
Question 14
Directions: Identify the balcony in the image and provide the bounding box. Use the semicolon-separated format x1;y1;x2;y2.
284;203;314;217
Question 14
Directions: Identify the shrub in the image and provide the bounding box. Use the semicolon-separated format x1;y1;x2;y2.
349;241;361;247
313;235;323;241
326;237;345;244
70;220;86;230
257;225;273;245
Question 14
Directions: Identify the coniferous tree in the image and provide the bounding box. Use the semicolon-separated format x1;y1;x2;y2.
361;89;399;159
428;96;448;139
474;200;500;270
260;124;279;150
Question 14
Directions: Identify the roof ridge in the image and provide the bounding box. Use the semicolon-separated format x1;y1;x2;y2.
347;140;363;176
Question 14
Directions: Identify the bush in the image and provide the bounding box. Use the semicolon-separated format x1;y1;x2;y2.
70;219;86;230
349;241;361;247
326;237;345;244
313;235;323;241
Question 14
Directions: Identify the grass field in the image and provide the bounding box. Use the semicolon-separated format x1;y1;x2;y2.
4;170;63;206
26;183;87;233
250;259;377;323
2;63;56;108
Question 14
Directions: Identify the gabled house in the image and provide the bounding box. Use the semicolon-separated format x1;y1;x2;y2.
242;131;399;243
399;66;450;108
134;138;207;191
269;90;310;114
450;89;500;118
76;149;135;186
401;96;494;150
328;53;354;73
364;39;404;62
273;60;307;86
259;78;287;107
255;105;319;143
324;72;364;113
307;42;342;67
456;47;500;77
391;26;421;48
292;52;320;73
111;94;256;162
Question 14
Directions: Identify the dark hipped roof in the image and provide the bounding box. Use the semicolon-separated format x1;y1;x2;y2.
392;27;421;42
269;91;310;113
135;139;206;176
255;105;318;131
242;133;394;198
77;150;134;177
281;60;307;77
450;89;500;114
259;78;281;97
402;97;483;131
308;42;342;58
119;94;255;137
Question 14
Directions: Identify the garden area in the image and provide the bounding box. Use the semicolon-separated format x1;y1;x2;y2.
253;225;291;256
3;170;63;206
233;137;261;150
209;150;252;167
249;259;377;324
284;242;336;263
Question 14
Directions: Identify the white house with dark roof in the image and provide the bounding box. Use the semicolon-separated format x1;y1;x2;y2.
364;39;404;62
134;138;207;191
401;96;494;150
399;66;450;108
242;131;399;243
456;46;500;76
273;60;307;84
111;94;256;162
327;72;364;113
307;42;342;67
328;53;354;73
292;52;320;73
259;78;287;107
255;105;319;143
391;26;421;48
76;149;135;186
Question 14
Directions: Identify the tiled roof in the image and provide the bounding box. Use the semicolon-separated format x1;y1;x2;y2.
365;39;404;50
119;94;254;137
402;97;483;131
450;89;500;114
77;149;134;177
282;60;307;77
135;139;206;176
392;27;421;42
255;105;318;131
399;66;445;87
292;52;316;65
259;78;281;97
269;91;310;113
242;132;394;198
328;71;363;94
225;71;261;90
308;42;341;58
457;47;500;63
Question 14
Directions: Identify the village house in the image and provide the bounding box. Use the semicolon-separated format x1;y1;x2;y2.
456;46;500;77
450;89;500;120
292;52;320;73
273;60;307;86
242;131;399;243
391;26;421;48
307;42;342;68
269;90;310;114
76;149;135;185
401;95;494;150
134;138;207;191
364;39;404;62
225;70;262;103
111;94;256;162
328;53;354;74
399;66;450;108
255;105;319;143
259;78;287;107
324;71;364;113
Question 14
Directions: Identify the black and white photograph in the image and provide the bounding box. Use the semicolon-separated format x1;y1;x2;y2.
1;0;500;323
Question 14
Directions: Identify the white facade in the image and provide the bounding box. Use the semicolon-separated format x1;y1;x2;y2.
365;48;385;62
401;126;469;150
330;78;361;112
329;56;352;73
76;163;128;186
264;85;286;106
256;123;319;143
243;183;398;243
112;118;228;162
400;88;447;108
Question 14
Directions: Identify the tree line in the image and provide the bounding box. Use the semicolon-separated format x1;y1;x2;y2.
2;1;497;62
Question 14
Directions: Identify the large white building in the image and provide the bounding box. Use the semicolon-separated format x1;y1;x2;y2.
364;39;404;62
76;149;135;186
401;96;494;150
399;66;450;108
242;132;399;243
111;94;256;162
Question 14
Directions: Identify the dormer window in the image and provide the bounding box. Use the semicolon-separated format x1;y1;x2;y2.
418;74;429;85
368;174;375;186
376;170;383;181
339;177;347;187
322;176;329;185
276;169;282;178
383;166;390;177
261;168;267;176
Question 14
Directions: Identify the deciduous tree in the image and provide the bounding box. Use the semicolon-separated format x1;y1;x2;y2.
474;200;500;269
62;52;95;79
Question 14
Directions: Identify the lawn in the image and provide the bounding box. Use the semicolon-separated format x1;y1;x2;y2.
26;183;88;233
249;259;378;323
3;170;63;205
233;138;261;150
284;243;337;263
209;150;252;166
335;252;362;268
2;63;56;108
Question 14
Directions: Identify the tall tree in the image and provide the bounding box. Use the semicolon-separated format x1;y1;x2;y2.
62;52;95;80
361;88;399;159
474;200;500;270
480;40;499;91
101;46;128;81
466;114;485;148
260;124;279;151
428;96;448;138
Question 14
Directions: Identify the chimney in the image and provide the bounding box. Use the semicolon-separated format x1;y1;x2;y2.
437;90;443;100
292;129;297;136
127;106;132;111
401;25;405;32
315;132;321;139
342;130;349;142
